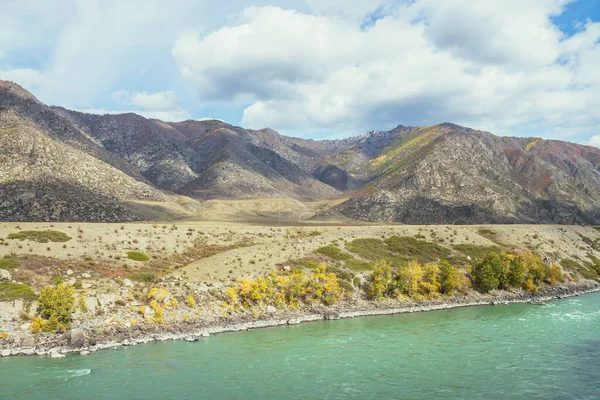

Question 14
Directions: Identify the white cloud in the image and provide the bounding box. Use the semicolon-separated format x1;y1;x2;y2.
130;91;177;110
173;2;600;141
79;108;189;122
589;135;600;148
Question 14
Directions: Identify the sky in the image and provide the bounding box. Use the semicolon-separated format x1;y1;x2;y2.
0;0;599;144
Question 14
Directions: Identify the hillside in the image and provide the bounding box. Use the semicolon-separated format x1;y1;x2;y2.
335;124;600;224
0;82;169;222
2;79;600;224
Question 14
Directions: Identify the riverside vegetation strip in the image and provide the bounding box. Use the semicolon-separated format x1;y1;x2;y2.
1;222;600;357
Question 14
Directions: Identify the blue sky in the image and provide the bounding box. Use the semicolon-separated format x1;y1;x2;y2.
1;0;599;144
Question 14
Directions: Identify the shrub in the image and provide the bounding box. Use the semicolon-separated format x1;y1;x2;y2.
383;236;451;263
345;239;391;260
316;246;353;261
30;316;45;334
127;271;157;282
365;261;393;299
0;282;37;302
37;283;76;326
548;264;565;285
7;230;72;243
345;259;372;271
0;257;19;270
439;260;461;295
471;253;503;292
78;293;88;312
186;294;196;308
454;244;499;261
126;251;150;262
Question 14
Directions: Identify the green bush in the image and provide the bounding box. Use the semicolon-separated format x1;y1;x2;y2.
38;283;76;326
383;236;451;263
0;282;37;302
439;260;461;295
316;246;353;261
126;251;150;262
345;238;391;260
0;257;19;270
454;244;499;261
561;258;597;280
7;230;72;243
345;259;372;271
127;271;157;282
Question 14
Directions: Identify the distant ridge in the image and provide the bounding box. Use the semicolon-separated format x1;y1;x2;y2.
2;79;600;224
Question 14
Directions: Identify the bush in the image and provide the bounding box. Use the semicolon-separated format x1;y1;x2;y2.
345;259;372;271
0;282;37;302
7;230;72;243
439;260;461;295
0;257;19;270
365;261;392;300
127;271;157;282
316;246;353;261
186;294;196;308
345;239;391;260
548;264;565;285
454;244;499;261
383;236;451;263
37;283;76;326
471;253;503;292
126;251;150;262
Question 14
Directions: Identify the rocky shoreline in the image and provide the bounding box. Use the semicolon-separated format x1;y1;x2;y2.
1;280;598;359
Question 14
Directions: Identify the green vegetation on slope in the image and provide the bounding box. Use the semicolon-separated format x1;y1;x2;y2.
7;230;72;243
126;251;150;262
0;282;36;302
0;256;19;270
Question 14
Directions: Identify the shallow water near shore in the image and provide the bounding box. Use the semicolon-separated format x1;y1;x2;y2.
2;293;600;399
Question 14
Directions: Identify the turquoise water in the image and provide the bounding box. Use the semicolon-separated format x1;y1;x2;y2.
2;294;600;399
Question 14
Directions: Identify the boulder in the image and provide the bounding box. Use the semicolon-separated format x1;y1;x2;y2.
50;351;65;359
0;269;11;281
123;278;134;288
143;306;155;320
1;349;11;357
69;328;85;348
324;311;340;320
67;278;76;286
20;322;31;331
21;336;35;347
266;306;277;314
66;269;74;276
80;350;90;356
81;273;91;279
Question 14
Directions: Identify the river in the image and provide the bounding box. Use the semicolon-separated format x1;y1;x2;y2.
2;293;600;399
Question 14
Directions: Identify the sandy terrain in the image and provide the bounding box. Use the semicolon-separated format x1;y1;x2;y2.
1;219;598;288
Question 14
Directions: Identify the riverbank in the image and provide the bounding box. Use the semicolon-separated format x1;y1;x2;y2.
1;279;598;359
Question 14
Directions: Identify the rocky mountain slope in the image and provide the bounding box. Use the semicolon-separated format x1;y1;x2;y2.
335;124;600;224
0;81;168;222
2;79;600;224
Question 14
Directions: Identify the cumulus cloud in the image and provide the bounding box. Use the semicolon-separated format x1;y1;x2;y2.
173;1;600;141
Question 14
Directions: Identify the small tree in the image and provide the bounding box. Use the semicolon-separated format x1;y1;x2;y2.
472;253;501;293
439;260;461;295
37;283;76;328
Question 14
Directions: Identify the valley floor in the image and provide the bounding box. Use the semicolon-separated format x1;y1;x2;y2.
1;219;600;357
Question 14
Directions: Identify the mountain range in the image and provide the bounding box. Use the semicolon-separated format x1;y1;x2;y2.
1;79;600;224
